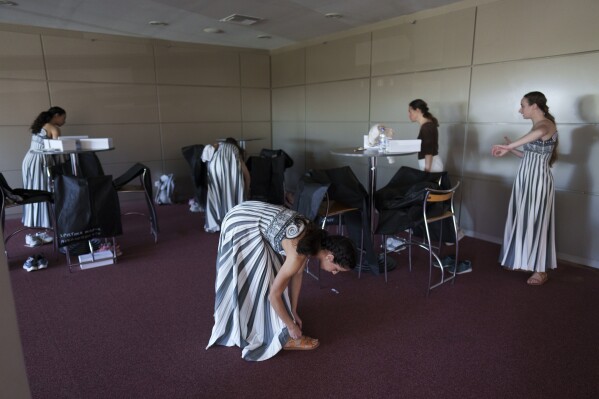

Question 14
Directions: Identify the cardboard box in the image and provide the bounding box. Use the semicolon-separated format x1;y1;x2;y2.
78;250;114;269
79;138;113;150
43;138;80;151
387;139;421;153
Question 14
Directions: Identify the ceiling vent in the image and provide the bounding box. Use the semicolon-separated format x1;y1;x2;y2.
219;14;263;26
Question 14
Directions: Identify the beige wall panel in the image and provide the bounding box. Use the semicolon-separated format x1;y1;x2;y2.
158;86;241;123
49;82;159;124
242;122;271;157
554;191;599;268
372;8;475;76
0;80;49;125
240;53;270;88
474;0;599;64
42;36;155;83
469;53;599;124
371;68;471;123
64;123;162;165
462;124;522;181
458;176;511;243
305;79;370;122
160;122;242;159
271;49;305;88
0;126;34;172
241;88;271;121
272;122;306;191
0;170;24;192
546;124;599;195
0;31;45;80
306;122;371;186
154;46;239;86
306;33;371;84
272;86;305;122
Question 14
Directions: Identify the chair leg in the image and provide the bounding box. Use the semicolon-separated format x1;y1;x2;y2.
383;234;388;283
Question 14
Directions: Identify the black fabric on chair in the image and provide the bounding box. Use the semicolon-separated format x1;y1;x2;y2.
375;166;454;242
246;149;293;205
308;166;376;274
113;163;159;242
291;175;330;221
181;144;207;209
1;172;55;258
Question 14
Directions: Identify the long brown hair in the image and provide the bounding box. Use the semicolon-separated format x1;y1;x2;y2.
523;91;558;167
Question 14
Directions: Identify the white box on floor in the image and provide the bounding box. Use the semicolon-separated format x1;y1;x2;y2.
387;139;421;153
79;138;113;150
78;250;114;269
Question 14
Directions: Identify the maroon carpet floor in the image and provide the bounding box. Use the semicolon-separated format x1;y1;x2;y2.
6;202;599;399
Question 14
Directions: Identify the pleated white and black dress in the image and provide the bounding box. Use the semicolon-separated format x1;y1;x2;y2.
21;129;64;228
204;142;246;233
207;201;308;361
500;133;558;272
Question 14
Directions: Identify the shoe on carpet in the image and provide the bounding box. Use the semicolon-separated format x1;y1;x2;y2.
283;336;320;351
35;231;54;244
438;255;456;268
36;254;49;270
527;272;548;286
25;234;43;247
385;237;406;252
447;260;472;275
23;256;38;272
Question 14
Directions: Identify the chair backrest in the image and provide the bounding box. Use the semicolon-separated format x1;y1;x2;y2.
292;175;329;221
422;181;461;222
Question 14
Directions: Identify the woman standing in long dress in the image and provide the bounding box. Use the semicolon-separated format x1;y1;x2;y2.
203;138;250;233
492;91;558;285
21;106;67;229
207;201;356;361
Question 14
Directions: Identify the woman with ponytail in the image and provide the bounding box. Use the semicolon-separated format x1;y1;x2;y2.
207;201;356;361
492;91;558;286
21;106;67;230
409;99;444;172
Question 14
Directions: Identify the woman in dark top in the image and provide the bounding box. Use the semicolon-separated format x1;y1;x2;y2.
409;99;444;172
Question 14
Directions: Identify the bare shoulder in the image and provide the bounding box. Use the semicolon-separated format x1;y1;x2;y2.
43;123;61;139
534;119;557;139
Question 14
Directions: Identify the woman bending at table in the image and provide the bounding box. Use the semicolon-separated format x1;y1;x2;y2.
207;201;356;361
202;138;250;232
492;91;558;286
21;106;67;229
409;99;444;172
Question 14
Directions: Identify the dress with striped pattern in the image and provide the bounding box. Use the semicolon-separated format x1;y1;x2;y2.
500;134;557;272
204;142;246;233
21;130;64;228
206;201;308;361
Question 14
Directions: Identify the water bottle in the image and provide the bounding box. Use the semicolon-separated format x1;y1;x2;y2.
378;125;388;153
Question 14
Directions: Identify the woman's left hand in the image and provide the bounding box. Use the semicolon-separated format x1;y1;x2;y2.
492;144;509;157
292;311;303;329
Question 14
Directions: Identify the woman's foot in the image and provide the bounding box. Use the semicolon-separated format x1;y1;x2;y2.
284;336;320;351
527;272;548;286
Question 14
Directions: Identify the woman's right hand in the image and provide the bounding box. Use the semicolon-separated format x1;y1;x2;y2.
288;322;302;340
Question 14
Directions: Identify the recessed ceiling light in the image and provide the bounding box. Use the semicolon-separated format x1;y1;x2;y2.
0;1;19;6
203;27;224;34
257;35;271;39
148;21;169;26
324;13;343;19
220;14;262;25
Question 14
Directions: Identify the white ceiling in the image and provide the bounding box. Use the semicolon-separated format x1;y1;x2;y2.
0;0;463;50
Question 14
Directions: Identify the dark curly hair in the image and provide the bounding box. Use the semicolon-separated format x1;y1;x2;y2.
30;106;66;133
296;224;356;270
409;99;439;127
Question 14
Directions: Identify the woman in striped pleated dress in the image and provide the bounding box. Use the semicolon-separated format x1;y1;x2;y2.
203;138;250;233
21;106;67;229
207;201;356;361
492;91;558;286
